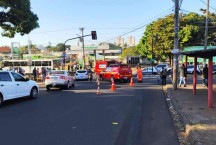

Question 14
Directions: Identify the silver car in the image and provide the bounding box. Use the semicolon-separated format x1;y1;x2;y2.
45;70;75;90
142;66;159;75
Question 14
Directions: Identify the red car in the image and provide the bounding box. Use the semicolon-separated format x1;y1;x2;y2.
99;64;132;82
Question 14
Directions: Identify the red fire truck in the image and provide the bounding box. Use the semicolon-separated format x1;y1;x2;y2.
94;60;119;75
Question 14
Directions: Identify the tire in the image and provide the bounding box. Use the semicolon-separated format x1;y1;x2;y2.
30;87;38;98
46;85;51;91
0;94;3;106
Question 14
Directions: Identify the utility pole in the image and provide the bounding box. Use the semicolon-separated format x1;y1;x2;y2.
80;27;85;69
204;0;209;64
152;35;154;75
173;0;179;90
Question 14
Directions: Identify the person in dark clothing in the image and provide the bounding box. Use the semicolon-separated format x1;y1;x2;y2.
160;67;167;85
33;67;37;81
87;68;93;81
178;63;187;87
18;67;24;76
202;64;208;87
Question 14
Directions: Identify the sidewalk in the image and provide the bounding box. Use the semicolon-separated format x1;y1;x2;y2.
164;84;216;145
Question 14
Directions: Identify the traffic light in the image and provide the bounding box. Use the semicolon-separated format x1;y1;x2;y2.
91;31;97;40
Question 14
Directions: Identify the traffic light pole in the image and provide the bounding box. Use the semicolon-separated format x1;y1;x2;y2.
63;34;91;70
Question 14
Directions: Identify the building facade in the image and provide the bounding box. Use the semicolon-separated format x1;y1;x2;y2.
127;36;135;47
116;37;124;47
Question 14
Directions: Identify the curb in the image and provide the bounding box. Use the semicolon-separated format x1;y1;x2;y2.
163;85;202;145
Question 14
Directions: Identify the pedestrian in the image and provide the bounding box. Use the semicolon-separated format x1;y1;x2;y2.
160;67;167;85
14;67;18;73
137;65;143;82
18;67;24;76
178;63;187;87
87;68;93;81
33;67;37;81
71;65;74;72
202;64;208;87
41;67;47;82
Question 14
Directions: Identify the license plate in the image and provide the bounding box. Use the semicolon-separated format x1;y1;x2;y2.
51;77;58;80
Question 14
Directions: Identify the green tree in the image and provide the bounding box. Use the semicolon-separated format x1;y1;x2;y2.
31;45;41;54
179;12;205;47
55;43;70;52
0;0;39;37
120;46;139;59
137;14;174;62
137;12;216;63
19;46;28;59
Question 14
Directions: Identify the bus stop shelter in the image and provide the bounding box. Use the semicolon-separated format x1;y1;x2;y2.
182;48;216;108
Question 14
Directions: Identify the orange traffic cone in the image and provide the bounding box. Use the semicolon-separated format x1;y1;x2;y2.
96;78;101;94
96;86;101;94
110;81;116;91
129;77;134;86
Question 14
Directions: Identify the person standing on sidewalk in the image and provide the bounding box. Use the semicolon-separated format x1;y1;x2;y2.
33;67;37;81
202;64;208;87
178;63;187;87
160;67;167;85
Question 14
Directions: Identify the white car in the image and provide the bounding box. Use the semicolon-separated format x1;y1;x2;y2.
187;65;201;74
75;70;89;80
142;66;158;74
155;63;172;72
0;71;39;105
45;70;75;90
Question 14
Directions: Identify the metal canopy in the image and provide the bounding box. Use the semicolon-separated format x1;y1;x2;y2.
182;48;216;58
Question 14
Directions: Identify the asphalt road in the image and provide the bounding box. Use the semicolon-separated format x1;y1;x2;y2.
0;78;179;145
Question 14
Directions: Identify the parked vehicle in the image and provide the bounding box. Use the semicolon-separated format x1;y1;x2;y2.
155;63;172;72
45;70;75;90
0;71;39;105
75;70;89;80
186;65;201;74
99;63;132;82
2;59;58;74
213;65;216;74
94;60;119;75
142;66;158;75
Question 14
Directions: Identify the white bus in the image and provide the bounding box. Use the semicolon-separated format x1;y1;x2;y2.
2;59;60;74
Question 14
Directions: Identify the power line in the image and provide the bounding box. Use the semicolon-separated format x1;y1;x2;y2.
199;0;216;11
99;6;174;44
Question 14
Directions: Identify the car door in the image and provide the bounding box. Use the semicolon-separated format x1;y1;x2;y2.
11;72;29;97
0;72;17;100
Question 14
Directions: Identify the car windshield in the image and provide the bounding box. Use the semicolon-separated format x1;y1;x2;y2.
187;66;194;68
77;70;87;73
157;65;166;68
109;64;120;67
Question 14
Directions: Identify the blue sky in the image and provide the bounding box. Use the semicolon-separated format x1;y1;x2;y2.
0;0;216;47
